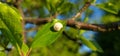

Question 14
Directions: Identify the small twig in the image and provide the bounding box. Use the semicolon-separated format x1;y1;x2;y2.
25;18;120;32
71;1;91;20
25;18;52;25
50;12;59;19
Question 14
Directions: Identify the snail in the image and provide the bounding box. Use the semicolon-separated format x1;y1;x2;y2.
53;22;63;31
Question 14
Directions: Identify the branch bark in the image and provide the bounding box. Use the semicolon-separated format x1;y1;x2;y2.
25;18;120;32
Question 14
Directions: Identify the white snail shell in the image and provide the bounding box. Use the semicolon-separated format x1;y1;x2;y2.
53;22;63;31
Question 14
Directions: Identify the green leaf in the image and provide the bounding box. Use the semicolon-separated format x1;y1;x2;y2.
79;30;103;52
31;19;66;48
57;2;75;14
21;43;29;56
0;45;4;51
0;52;6;56
65;27;79;39
96;3;119;14
79;36;103;52
46;0;60;13
90;40;103;52
91;0;96;4
0;2;23;54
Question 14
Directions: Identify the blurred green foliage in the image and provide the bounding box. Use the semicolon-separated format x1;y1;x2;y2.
95;0;120;56
95;30;120;56
0;0;120;56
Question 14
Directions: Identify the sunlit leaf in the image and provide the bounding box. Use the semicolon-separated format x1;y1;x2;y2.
0;52;6;56
0;2;23;53
57;2;75;14
31;19;66;48
102;15;120;23
21;43;29;56
96;3;119;14
90;0;96;4
90;40;103;52
0;45;4;51
79;36;103;52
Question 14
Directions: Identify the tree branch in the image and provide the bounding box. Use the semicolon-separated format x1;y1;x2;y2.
25;18;120;32
71;1;91;20
25;18;52;25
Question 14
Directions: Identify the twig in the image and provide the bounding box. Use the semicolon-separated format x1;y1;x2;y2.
25;18;120;32
50;12;59;19
25;18;52;25
71;1;91;20
67;20;106;32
